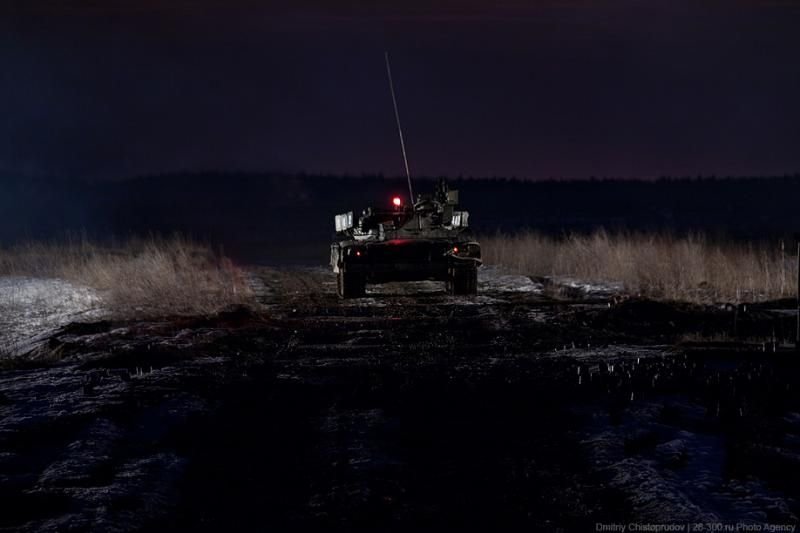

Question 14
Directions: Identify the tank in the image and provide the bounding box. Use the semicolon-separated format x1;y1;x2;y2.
330;179;482;298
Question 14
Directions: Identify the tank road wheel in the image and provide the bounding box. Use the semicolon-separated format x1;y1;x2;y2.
448;266;478;296
337;271;366;298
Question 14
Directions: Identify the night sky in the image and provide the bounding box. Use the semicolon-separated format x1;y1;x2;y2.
2;1;799;181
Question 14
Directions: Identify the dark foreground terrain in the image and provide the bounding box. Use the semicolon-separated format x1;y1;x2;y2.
2;268;800;531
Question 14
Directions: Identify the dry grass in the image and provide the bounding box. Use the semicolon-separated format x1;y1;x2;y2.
482;230;797;304
0;236;255;318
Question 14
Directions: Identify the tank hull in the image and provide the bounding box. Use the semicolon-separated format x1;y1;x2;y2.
331;238;481;285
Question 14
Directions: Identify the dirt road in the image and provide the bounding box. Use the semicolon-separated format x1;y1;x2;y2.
1;267;799;531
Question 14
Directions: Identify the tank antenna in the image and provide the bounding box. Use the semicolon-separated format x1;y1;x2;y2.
385;51;415;205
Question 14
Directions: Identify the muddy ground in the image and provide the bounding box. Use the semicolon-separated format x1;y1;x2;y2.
2;268;800;532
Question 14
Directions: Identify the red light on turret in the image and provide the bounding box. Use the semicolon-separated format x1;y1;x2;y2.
392;196;402;207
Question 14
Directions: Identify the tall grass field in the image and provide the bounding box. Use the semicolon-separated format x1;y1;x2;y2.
482;230;797;304
0;236;254;318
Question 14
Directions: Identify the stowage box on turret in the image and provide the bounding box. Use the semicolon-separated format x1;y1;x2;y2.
330;179;481;298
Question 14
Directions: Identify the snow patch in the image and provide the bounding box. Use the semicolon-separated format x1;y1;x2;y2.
548;276;624;297
479;266;543;293
0;277;105;357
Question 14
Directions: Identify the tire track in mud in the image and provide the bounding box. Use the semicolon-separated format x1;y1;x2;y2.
153;268;627;530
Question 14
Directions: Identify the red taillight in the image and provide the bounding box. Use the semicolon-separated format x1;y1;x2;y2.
453;246;459;254
392;196;402;207
355;250;362;257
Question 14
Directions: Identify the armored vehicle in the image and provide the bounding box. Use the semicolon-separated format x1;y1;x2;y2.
330;179;481;298
330;53;480;297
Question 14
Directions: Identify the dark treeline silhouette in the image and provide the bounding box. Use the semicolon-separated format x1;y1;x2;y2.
3;173;800;264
